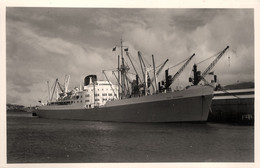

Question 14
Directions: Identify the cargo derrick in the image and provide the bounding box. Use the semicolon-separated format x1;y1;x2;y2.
112;40;196;96
144;55;169;94
190;46;229;85
150;58;169;93
47;75;73;104
125;51;142;83
102;70;118;98
125;50;168;96
136;51;160;95
163;53;195;91
50;79;58;102
137;51;153;95
137;52;169;95
125;51;142;97
152;55;158;93
49;79;65;102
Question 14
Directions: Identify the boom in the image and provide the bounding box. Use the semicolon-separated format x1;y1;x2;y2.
125;51;142;83
138;51;146;82
199;46;229;83
64;75;70;92
50;79;58;101
103;70;117;98
156;59;169;76
149;58;168;88
137;51;155;94
57;81;64;92
167;53;195;88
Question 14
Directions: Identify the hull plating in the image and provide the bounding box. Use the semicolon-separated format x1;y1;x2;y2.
36;85;213;122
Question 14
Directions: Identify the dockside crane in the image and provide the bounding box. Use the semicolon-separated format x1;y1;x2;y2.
164;53;195;90
191;46;229;85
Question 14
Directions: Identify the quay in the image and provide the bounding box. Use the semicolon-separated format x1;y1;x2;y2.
208;88;254;124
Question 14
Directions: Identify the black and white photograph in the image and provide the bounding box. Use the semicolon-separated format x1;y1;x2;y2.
1;0;258;167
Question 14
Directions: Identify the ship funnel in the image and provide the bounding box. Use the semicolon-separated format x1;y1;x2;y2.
84;75;97;86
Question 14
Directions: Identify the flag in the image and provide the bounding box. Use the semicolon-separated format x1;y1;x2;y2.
112;47;116;51
124;48;128;52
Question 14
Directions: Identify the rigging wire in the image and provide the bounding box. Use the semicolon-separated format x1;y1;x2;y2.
128;50;163;70
124;60;130;69
126;51;139;66
103;68;118;72
197;50;221;65
218;87;240;99
127;71;137;76
212;78;240;99
167;57;189;70
156;61;164;69
141;52;152;67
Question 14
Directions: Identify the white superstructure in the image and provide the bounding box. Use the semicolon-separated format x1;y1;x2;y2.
82;79;118;108
46;75;118;109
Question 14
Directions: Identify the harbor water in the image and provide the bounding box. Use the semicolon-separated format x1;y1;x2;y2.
7;111;254;163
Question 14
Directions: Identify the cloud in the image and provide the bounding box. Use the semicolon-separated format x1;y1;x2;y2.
6;8;254;106
7;10;122;106
7;94;22;104
58;25;81;34
169;9;219;31
187;9;254;84
13;86;31;93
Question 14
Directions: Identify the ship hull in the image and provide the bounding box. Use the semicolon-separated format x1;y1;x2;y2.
36;85;213;122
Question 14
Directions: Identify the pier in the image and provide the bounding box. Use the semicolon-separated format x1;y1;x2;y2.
208;88;254;124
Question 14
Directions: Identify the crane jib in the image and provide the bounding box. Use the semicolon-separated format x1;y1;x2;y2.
201;46;229;79
168;53;195;87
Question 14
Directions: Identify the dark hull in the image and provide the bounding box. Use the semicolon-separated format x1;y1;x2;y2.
36;85;214;122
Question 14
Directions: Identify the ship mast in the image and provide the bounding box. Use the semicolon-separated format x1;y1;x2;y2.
112;39;133;98
118;55;120;99
47;81;50;102
152;55;158;93
118;38;129;99
120;39;125;98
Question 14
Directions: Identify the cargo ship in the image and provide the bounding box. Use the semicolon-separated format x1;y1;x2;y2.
36;79;213;122
36;41;229;122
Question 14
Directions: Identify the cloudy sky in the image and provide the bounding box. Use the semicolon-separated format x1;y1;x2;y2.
6;8;254;106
